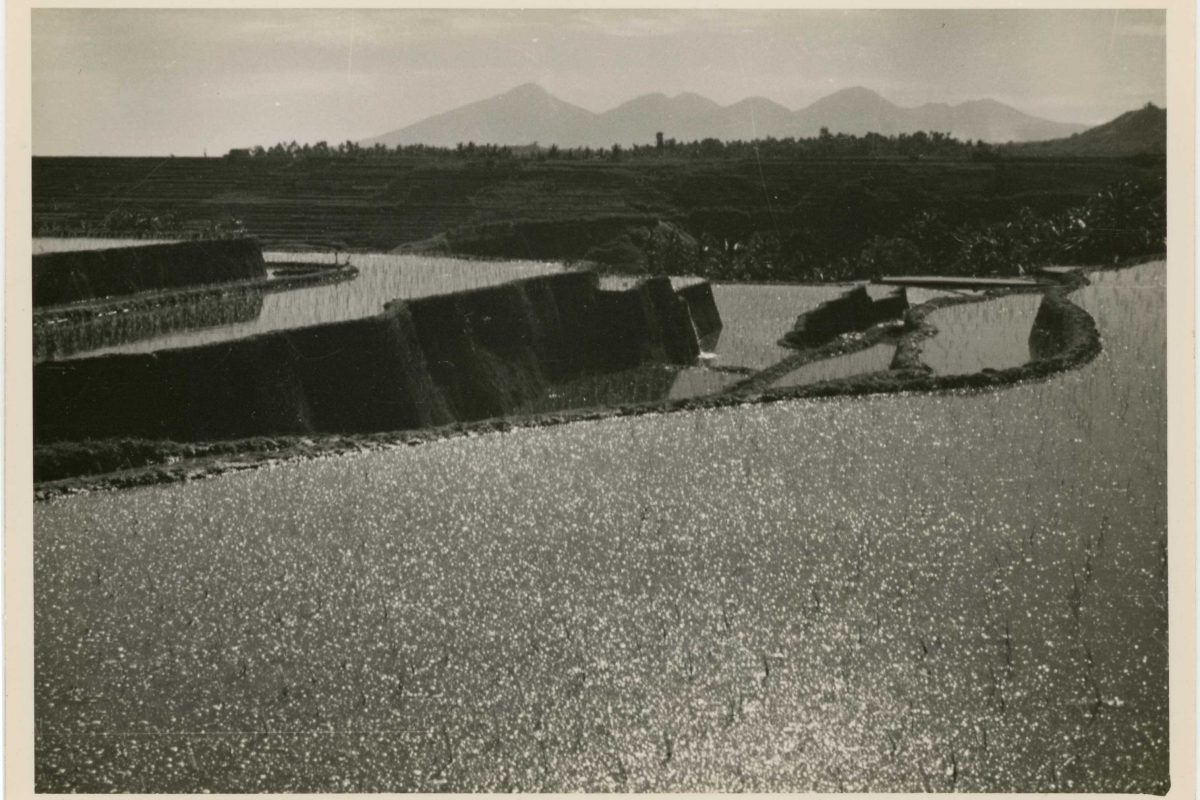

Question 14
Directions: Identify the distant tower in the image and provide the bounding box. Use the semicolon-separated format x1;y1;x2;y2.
656;131;664;150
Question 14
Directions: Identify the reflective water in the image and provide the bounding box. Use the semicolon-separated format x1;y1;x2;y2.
598;276;707;291
667;368;742;401
707;284;853;370
516;365;741;416
34;262;1168;792
708;284;920;372
769;343;896;388
33;237;179;254
920;293;1045;374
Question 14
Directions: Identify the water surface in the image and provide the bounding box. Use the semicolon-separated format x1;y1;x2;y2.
708;284;852;370
34;262;1168;792
769;343;896;388
920;293;1044;374
33;237;180;254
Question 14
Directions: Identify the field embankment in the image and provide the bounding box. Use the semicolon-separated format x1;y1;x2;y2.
781;285;908;348
33;253;358;361
33;238;265;306
34;259;1131;494
34;271;711;448
35;289;266;362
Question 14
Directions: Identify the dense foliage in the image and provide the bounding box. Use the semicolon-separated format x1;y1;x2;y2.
630;177;1166;281
33;150;1163;279
34;207;247;240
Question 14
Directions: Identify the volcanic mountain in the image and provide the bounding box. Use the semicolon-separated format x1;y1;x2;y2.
361;84;1089;148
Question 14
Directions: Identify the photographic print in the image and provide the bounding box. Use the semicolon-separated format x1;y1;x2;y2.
18;5;1187;794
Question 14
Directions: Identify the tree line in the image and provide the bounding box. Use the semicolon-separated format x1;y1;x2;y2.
231;129;1001;163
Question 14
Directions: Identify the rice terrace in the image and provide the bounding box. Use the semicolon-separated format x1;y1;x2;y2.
24;7;1183;795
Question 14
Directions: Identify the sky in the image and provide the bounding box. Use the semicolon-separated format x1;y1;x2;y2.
32;8;1167;156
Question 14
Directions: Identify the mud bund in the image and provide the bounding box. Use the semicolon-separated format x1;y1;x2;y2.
783;285;908;348
33;238;267;307
35;291;267;362
1028;291;1091;362
34;271;715;442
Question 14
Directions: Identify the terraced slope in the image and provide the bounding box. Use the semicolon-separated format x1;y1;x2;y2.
33;156;1158;254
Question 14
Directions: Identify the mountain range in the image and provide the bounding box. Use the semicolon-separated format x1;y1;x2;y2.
361;83;1090;149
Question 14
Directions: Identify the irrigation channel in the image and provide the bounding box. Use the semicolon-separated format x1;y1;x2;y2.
34;258;1166;792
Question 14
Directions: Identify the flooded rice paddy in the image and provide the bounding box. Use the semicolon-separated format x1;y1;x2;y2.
920;293;1045;375
34;261;1167;792
33;237;180;254
707;284;857;370
54;251;563;359
706;283;925;372
514;365;742;416
769;343;897;389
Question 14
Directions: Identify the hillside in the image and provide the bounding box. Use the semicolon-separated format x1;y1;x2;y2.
1006;104;1166;157
361;84;1087;148
34;154;1159;258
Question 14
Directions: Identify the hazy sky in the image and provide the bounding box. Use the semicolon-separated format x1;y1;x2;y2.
33;9;1166;156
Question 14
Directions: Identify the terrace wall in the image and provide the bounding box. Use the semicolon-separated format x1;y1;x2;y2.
1027;290;1095;363
675;281;723;340
34;271;718;442
33;238;266;307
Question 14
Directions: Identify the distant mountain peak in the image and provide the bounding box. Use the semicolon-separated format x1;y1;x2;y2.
503;82;550;96
729;96;790;109
611;92;669;107
829;85;885;98
809;86;894;107
361;84;1089;149
956;98;1010;110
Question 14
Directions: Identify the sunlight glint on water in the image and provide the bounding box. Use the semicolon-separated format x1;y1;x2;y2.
35;262;1167;792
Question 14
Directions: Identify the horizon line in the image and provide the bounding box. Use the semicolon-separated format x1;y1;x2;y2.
33;94;1164;158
